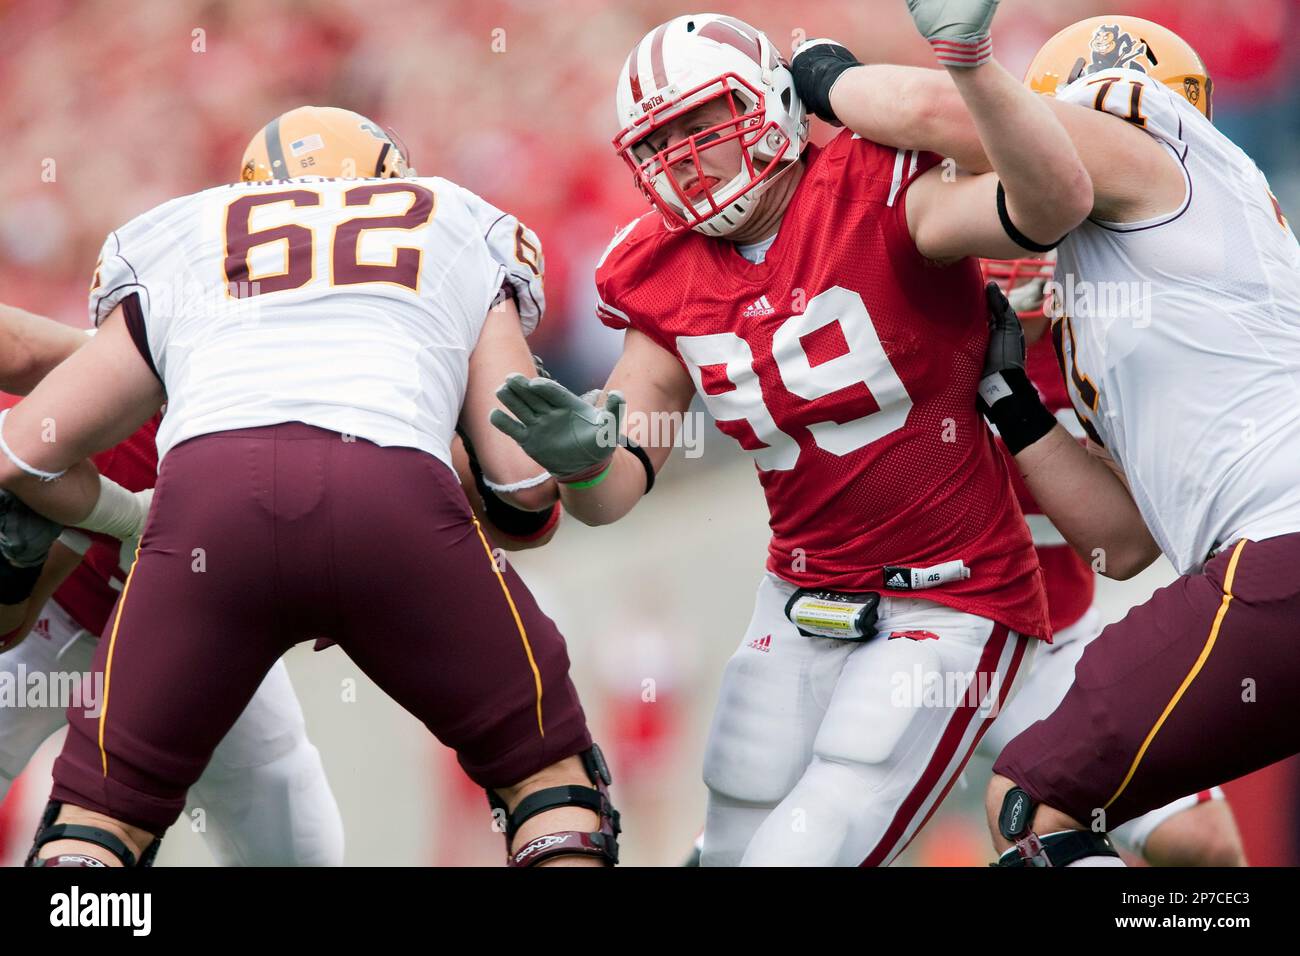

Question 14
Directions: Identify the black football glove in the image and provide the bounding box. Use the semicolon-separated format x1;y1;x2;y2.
977;283;1057;454
0;489;63;605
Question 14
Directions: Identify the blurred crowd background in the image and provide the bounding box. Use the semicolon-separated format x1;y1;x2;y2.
1;0;1298;865
3;0;1299;388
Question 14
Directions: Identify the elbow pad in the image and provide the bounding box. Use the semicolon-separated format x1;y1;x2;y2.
790;39;862;126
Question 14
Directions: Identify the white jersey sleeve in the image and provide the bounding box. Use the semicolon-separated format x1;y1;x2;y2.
1057;67;1191;227
88;192;193;330
454;185;546;336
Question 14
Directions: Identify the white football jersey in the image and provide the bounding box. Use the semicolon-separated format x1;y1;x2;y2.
1051;68;1300;573
89;176;545;467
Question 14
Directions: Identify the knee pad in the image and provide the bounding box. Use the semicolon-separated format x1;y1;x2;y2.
993;787;1118;867
26;800;161;868
487;745;621;867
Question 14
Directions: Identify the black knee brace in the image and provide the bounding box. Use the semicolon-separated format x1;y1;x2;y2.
992;787;1119;867
25;800;161;868
488;745;621;867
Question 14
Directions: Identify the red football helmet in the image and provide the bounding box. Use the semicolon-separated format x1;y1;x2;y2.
979;253;1057;320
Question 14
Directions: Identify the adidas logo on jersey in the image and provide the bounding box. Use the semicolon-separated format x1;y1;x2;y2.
885;571;910;589
747;634;772;653
741;295;775;318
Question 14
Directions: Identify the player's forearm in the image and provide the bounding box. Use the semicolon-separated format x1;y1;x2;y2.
0;304;86;395
558;447;647;527
946;62;1093;243
0;459;103;527
1015;426;1160;579
829;66;992;173
453;434;560;549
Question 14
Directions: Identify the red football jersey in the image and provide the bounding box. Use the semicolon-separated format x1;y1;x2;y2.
998;337;1095;634
53;416;161;636
596;132;1050;640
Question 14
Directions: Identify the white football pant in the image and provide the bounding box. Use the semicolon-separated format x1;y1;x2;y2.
701;573;1035;866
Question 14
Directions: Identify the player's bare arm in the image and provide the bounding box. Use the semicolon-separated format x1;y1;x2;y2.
0;303;87;396
978;283;1160;579
0;306;163;527
1014;428;1161;580
491;328;694;527
793;1;1093;260
451;435;558;551
803;60;1184;225
459;298;559;513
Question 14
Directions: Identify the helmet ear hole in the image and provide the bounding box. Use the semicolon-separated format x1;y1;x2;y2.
781;88;792;112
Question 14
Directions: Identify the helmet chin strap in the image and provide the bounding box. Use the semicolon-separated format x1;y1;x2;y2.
694;155;802;240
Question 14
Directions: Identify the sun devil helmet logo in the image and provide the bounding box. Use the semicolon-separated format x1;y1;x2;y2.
1086;23;1149;75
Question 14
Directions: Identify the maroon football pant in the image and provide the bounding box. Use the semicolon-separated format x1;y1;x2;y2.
994;532;1300;830
51;423;592;834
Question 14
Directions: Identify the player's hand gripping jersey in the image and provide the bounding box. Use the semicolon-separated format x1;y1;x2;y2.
1051;68;1300;573
597;131;1050;639
89;176;545;468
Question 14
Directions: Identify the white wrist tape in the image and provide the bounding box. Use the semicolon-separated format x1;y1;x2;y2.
0;409;67;482
56;528;92;556
79;478;154;540
482;470;553;494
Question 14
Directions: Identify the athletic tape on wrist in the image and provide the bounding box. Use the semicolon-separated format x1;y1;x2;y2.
482;470;553;494
0;410;66;482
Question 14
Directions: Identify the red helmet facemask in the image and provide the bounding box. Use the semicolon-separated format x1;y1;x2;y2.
979;255;1058;320
613;73;795;234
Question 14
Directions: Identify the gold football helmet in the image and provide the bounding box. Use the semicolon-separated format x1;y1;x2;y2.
1025;16;1213;121
240;105;411;182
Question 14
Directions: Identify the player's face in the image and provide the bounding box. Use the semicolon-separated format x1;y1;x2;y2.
637;98;747;203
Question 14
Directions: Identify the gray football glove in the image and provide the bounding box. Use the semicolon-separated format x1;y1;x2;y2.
906;0;999;68
489;374;626;480
0;489;63;569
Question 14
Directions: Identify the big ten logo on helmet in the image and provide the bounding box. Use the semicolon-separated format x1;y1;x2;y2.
1044;271;1152;331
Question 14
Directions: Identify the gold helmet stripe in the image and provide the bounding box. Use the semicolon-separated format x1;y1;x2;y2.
263;116;290;181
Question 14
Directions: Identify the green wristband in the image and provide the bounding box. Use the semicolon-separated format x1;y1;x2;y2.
561;462;613;490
